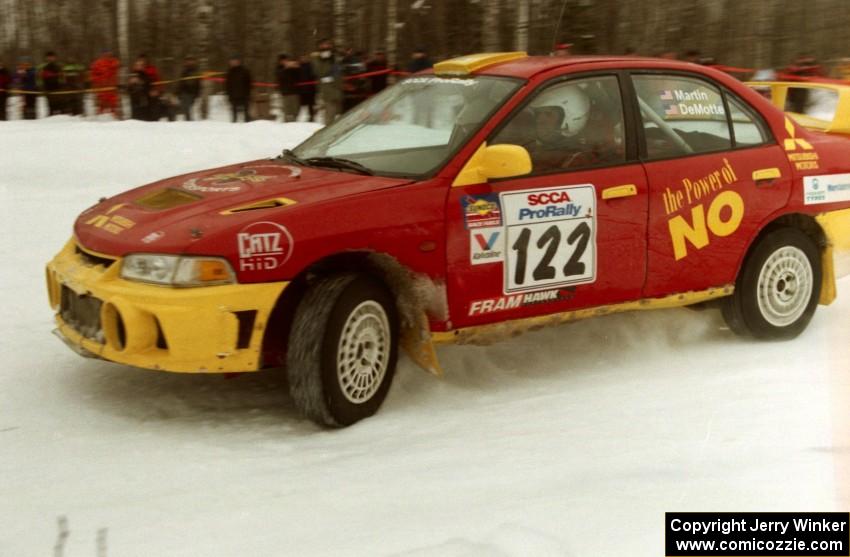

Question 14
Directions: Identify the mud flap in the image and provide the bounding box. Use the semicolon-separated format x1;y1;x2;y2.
400;310;443;376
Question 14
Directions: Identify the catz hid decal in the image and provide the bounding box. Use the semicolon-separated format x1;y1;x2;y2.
499;185;596;294
661;158;744;261
182;168;274;193
461;194;503;229
804;174;850;205
236;221;293;272
84;203;136;235
468;288;576;316
469;227;504;265
784;117;820;170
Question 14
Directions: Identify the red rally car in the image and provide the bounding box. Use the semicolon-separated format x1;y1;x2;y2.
47;53;850;426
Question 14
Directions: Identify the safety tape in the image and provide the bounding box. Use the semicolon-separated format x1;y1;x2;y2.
0;68;409;95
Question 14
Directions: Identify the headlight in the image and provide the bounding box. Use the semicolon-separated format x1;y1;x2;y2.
121;254;235;286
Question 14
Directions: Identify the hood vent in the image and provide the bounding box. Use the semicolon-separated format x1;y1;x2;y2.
220;197;297;215
135;188;202;210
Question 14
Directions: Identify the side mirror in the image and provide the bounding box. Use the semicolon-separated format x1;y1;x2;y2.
452;143;532;186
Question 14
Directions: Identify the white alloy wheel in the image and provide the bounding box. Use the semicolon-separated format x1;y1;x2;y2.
756;245;813;327
336;300;391;404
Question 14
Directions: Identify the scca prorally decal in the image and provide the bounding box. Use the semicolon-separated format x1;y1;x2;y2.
236;221;293;272
468;288;575;316
182;168;274;193
804;174;850;205
469;227;503;265
461;194;502;229
500;185;596;294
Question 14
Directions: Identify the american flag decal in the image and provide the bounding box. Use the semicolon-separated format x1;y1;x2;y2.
664;104;680;116
660;90;674;100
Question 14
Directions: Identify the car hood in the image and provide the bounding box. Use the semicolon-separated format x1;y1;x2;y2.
74;159;413;255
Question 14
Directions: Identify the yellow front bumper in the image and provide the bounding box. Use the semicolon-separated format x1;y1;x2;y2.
46;239;287;373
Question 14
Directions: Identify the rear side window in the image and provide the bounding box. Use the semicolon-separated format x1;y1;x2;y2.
727;93;771;147
633;75;731;159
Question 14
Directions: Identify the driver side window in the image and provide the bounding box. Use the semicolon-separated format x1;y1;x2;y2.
490;75;626;174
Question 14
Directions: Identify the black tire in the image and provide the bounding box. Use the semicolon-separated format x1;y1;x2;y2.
721;227;821;339
286;273;399;427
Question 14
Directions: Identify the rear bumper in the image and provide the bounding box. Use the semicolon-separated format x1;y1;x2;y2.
46;239;287;373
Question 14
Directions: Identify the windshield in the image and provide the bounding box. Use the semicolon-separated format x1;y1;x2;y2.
293;75;522;177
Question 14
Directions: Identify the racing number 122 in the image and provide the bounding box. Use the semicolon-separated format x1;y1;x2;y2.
511;222;591;285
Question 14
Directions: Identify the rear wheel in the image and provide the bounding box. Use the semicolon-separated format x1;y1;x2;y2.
721;227;821;339
286;273;399;427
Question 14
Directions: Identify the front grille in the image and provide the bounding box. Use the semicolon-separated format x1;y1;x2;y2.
60;286;104;343
75;246;116;268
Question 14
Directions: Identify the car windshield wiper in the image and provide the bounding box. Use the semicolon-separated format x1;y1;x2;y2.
279;149;308;166
305;156;374;175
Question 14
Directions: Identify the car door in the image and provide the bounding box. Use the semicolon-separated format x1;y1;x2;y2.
445;73;650;328
631;72;793;298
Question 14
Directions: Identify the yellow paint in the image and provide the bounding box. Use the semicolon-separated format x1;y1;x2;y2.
601;184;637;200
47;239;286;373
434;52;527;75
752;168;781;181
430;285;734;347
668;190;745;260
452;143;532;187
220;197;297;215
749;81;850;135
816;207;850;305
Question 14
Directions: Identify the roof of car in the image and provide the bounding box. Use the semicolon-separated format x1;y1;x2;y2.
460;54;699;79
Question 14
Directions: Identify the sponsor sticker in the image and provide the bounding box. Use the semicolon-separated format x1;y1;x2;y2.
803;174;850;205
468;288;575;316
499;185;596;293
141;231;165;244
84;203;135;235
182;168;274;193
236;221;293;272
461;194;503;229
469;227;504;265
659;89;725;119
784;117;820;170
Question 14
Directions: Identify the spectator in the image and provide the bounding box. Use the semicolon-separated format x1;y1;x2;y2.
406;48;433;73
0;62;9;121
15;57;38;120
225;55;252;122
138;53;168;120
311;38;343;123
38;51;64;115
62;57;86;116
342;49;368;112
366;51;389;94
276;54;301;122
127;59;152;120
177;56;201;120
89;50;120;117
298;55;317;122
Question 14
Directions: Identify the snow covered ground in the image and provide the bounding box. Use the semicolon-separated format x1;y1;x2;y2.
1;114;848;557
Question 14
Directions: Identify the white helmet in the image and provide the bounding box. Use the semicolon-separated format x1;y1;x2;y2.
533;83;591;136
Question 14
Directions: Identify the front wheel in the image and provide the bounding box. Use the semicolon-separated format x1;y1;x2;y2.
286;273;399;427
721;227;821;339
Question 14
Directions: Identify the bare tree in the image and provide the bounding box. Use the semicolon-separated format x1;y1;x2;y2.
386;0;398;69
514;0;529;51
482;0;500;52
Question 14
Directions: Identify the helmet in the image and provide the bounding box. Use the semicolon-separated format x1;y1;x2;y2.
532;84;591;137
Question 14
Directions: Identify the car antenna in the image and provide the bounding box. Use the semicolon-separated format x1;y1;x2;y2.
550;0;569;55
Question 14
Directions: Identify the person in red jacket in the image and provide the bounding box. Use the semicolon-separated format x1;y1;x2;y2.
89;50;121;117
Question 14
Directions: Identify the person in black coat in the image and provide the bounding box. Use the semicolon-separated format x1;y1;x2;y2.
297;55;317;122
0;63;9;121
177;56;201;120
276;54;301;122
127;59;152;120
225;55;252;122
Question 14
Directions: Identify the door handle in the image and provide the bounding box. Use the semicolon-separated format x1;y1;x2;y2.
752;168;781;184
602;184;637;200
